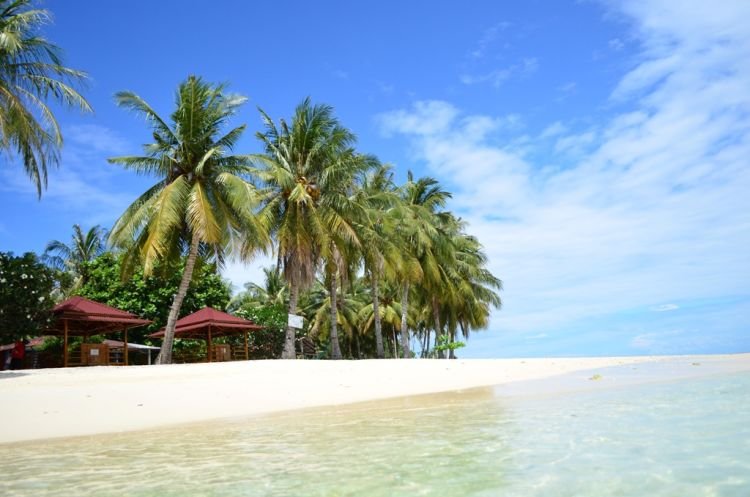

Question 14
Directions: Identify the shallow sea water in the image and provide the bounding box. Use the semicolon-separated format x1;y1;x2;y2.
1;370;749;496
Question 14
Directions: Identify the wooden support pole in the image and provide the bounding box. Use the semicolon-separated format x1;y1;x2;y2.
244;331;248;361
63;319;69;368
124;326;129;366
207;325;213;363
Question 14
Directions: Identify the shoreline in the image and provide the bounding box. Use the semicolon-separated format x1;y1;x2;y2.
1;353;749;444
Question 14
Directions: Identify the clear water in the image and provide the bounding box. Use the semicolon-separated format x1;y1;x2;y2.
2;371;749;496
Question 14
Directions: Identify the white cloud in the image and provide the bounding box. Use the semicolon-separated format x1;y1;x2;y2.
553;130;596;155
608;38;625;51
376;81;395;96
377;0;750;347
332;69;349;80
651;304;679;312
0;124;140;227
460;57;538;88
468;21;512;60
630;329;684;351
377;101;459;137
66;124;130;155
540;121;568;139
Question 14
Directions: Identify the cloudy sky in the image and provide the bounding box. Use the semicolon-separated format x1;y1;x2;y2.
1;0;748;357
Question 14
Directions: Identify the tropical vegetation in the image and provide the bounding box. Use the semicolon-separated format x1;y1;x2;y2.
76;252;230;343
0;251;54;343
106;76;268;364
43;224;106;295
1;1;501;360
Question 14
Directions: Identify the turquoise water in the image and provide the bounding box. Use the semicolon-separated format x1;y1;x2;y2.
1;371;749;496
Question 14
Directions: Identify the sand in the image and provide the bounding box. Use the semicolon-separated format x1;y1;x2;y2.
1;354;749;444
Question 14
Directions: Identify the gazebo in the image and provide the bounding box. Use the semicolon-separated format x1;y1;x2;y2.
46;296;152;367
149;307;262;362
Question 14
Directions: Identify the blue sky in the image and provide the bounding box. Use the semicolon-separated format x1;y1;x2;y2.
1;0;748;357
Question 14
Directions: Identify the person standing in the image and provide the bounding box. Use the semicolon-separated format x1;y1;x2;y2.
10;340;26;370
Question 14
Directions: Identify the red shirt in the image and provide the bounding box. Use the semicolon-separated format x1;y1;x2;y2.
11;341;25;359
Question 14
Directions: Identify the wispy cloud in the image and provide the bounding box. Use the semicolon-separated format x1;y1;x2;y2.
376;81;395;96
332;69;349;80
468;21;511;60
460;57;538;88
377;0;750;354
66;124;130;155
0;124;143;227
608;38;625;51
651;304;679;312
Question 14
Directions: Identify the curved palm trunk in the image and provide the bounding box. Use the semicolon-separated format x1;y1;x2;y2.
371;270;384;359
400;283;411;358
281;282;299;359
329;269;342;360
156;233;201;365
432;296;444;359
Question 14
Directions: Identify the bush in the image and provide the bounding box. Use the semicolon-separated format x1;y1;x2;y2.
0;252;55;343
234;304;288;359
76;253;231;344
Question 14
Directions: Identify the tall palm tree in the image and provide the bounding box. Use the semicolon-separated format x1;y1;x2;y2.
108;76;268;364
251;98;362;359
357;280;406;358
303;274;365;357
0;0;91;196
352;162;412;358
43;224;105;292
432;219;502;358
397;172;452;358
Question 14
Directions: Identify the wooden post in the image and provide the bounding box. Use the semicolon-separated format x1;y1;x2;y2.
124;326;129;366
63;319;69;368
207;325;212;363
243;331;249;361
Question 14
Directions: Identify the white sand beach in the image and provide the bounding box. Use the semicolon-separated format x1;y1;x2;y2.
1;354;749;444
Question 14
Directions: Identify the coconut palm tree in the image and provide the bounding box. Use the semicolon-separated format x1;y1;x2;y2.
357;280;406;358
433;220;502;358
0;0;91;196
251;98;363;359
43;224;105;292
428;213;502;358
108;76;268;364
397;172;453;358
352;162;413;358
228;265;287;312
303;274;366;358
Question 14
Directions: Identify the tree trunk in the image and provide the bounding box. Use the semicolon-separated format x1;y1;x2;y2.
432;296;444;359
449;329;457;359
399;283;411;358
354;331;361;359
329;269;342;360
371;270;385;359
392;328;399;358
156;232;201;365
281;282;299;359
